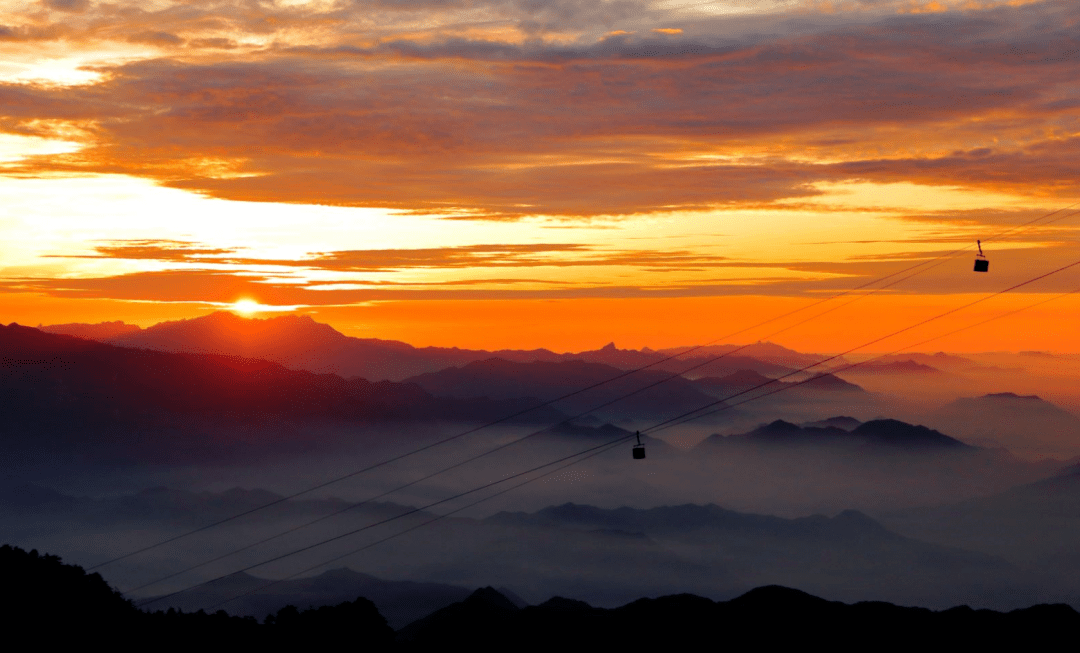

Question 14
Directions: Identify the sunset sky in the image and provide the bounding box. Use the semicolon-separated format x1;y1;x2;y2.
1;0;1079;352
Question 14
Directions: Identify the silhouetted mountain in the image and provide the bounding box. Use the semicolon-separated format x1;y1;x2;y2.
659;341;837;370
694;370;865;401
1;544;391;647
0;482;81;513
3;543;135;632
471;500;1043;608
262;594;393;647
146;567;473;630
489;502;897;542
46;313;812;382
10;541;1080;648
843;359;944;375
64;311;569;381
404;358;729;424
40;320;142;340
875;352;975;370
802;416;862;430
0;323;566;465
851;419;971;449
703;418;970;451
881;463;1080;593
397;582;1080;648
927;392;1080;458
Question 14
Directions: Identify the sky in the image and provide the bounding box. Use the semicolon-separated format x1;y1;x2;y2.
1;0;1079;352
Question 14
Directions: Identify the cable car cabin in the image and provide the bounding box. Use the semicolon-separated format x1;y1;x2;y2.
632;431;646;459
974;240;989;272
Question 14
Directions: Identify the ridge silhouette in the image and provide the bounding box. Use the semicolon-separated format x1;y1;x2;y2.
6;543;1080;648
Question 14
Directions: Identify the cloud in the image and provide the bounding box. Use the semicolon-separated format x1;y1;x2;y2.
41;0;91;12
8;237;1080;307
127;31;185;47
49;240;239;262
0;0;1077;217
59;240;743;273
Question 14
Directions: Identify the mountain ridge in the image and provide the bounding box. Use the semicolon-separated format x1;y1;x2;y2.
38;312;801;381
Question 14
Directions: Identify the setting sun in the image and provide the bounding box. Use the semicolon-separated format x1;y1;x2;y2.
229;299;265;316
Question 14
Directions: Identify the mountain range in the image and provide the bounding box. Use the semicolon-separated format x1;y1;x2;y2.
0;323;569;466
926;392;1080;458
7;543;1079;648
40;312;799;382
5;480;1068;613
881;463;1080;592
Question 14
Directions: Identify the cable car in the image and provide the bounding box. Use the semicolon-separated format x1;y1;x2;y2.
974;240;989;272
632;431;646;459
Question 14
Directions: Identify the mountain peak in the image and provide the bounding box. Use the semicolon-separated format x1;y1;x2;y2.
802;416;862;430
984;392;1042;401
730;585;832;608
601;342;617;351
464;587;521;611
851;419;969;449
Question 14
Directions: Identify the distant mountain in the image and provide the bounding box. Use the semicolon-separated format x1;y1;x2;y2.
926;392;1080;458
881;464;1080;591
144;567;473;630
58;311;569;382
0;323;567;465
3;485;1057;615
842;359;944;375
443;500;1040;610
874;352;975;370
43;313;803;381
40;320;142;340
802;416;862;430
404;358;728;424
694;370;865;399
659;342;839;370
701;418;970;451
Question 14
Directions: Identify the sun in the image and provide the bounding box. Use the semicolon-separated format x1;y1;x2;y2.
230;299;264;316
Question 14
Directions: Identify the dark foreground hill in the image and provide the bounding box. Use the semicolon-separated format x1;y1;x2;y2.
6;544;1076;649
1;544;391;647
400;585;1079;649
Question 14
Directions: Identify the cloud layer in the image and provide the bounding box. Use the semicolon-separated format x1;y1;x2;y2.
1;0;1077;217
2;0;1080;317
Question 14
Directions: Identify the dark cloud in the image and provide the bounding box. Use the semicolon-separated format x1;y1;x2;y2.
41;0;90;12
828;138;1080;194
127;31;185;46
1;1;1078;216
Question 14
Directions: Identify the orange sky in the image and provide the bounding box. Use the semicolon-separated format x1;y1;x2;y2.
2;0;1079;351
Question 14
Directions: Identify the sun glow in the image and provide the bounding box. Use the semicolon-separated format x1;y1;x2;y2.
229;299;268;315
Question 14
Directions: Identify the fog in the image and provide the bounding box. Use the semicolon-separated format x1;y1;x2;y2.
5;327;1080;621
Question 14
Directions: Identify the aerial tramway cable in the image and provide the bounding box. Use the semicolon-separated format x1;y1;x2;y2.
107;203;1080;584
135;242;1080;610
120;214;1045;596
136;435;630;608
642;256;1080;435
92;205;1062;574
187;278;1080;613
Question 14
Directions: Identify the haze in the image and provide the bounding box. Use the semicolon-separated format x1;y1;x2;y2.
2;0;1080;630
